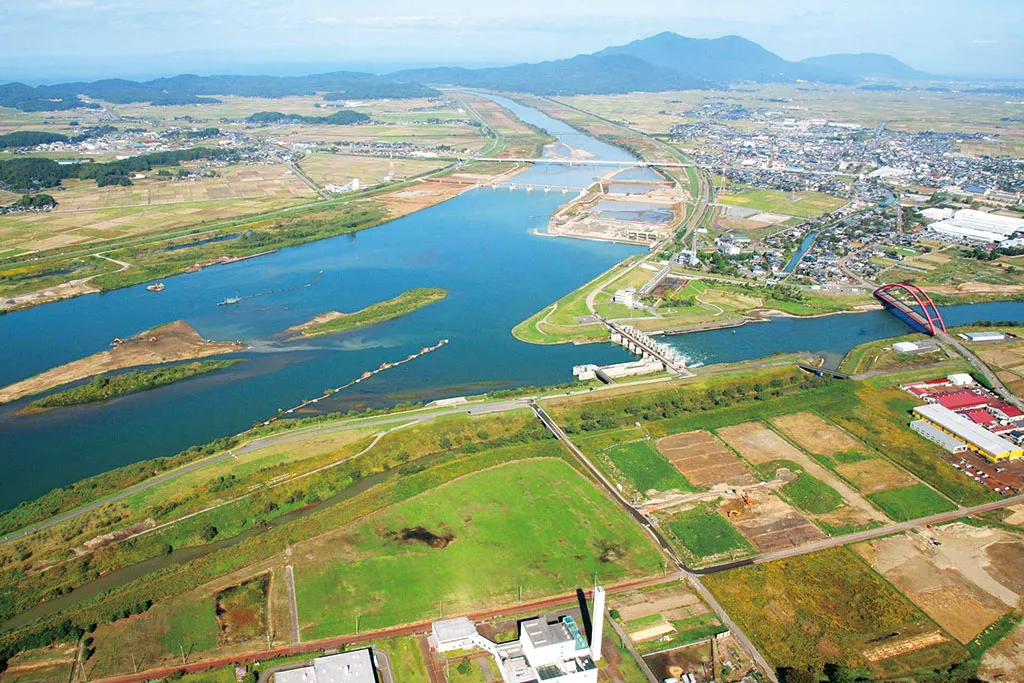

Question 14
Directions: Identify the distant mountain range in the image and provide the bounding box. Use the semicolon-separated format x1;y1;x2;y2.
0;72;438;112
396;32;931;95
0;32;932;111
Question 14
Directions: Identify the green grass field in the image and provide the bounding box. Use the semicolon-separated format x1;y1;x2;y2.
866;484;957;522
293;458;662;638
604;441;695;495
779;469;846;515
717;187;845;218
665;504;753;562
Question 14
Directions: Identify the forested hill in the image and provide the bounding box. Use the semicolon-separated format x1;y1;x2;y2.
0;72;439;112
395;32;930;95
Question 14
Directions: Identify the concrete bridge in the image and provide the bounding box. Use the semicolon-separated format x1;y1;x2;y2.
470;157;696;169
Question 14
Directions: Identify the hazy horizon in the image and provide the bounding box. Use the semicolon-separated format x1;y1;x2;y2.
0;0;1022;83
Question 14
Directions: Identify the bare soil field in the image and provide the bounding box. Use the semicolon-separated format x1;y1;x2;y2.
979;620;1024;682
610;583;709;623
657;430;757;488
717;422;886;525
375;184;465;218
0;320;245;404
299;154;448;187
854;533;1010;642
770;412;860;456
715;422;806;465
718;490;825;552
834;459;917;495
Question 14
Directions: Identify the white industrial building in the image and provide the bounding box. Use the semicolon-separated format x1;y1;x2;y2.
926;209;1024;244
959;331;1007;343
913;404;1023;461
430;587;605;683
273;650;377;683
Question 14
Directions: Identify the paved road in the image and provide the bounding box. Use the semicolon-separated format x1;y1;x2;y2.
748;492;1024;566
0;398;532;545
89;576;672;683
529;402;780;683
938;332;1024;411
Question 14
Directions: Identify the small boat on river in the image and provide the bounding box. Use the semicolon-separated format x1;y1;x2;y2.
146;283;165;292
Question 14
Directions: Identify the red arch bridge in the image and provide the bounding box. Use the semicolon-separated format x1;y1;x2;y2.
873;283;948;335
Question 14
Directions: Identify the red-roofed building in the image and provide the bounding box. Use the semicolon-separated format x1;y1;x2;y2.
965;409;997;426
933;390;990;411
988;402;1024;422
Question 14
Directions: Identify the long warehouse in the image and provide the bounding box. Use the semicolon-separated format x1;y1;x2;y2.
913;404;1024;461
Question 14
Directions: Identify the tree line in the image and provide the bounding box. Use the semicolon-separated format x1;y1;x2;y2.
0;147;240;193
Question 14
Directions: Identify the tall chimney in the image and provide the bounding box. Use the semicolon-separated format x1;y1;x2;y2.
591;586;606;660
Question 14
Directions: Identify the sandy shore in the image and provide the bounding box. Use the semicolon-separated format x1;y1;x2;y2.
0;320;246;405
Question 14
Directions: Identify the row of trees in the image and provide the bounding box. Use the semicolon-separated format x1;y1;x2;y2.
246;110;369;125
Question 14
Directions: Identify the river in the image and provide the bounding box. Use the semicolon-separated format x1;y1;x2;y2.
0;96;1023;512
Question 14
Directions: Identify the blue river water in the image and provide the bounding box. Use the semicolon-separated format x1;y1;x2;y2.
0;96;1023;511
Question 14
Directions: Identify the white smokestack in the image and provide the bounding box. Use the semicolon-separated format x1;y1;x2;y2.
591;586;606;660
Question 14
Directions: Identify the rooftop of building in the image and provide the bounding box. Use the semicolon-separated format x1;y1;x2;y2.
914;404;1020;457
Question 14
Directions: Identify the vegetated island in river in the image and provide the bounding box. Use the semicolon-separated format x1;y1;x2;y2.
283;287;449;339
0;320;246;405
24;359;244;412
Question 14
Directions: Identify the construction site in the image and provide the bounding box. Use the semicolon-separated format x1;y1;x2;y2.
547;170;686;245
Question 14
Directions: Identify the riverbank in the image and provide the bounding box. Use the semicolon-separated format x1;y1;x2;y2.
0;321;246;405
282;288;449;339
23;359;244;413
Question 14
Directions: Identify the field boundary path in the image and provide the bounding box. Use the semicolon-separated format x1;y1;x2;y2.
286;564;300;644
87;576;673;683
528;401;779;682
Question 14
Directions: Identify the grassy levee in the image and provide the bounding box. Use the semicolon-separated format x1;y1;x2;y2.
284;288;448;338
0;411;544;626
512;256;645;345
704;547;969;678
25;360;242;410
0;438;572;658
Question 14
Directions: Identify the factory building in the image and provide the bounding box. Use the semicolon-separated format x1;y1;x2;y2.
430;587;605;683
959;331;1007;343
273;650;378;683
913;404;1024;461
926;209;1024;244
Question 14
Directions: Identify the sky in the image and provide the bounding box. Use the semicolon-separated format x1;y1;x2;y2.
0;0;1021;82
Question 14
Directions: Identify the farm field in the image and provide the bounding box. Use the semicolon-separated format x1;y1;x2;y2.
298;153;448;187
608;582;726;655
853;525;1024;643
291;458;662;639
657;430;756;488
603;440;695;496
715;487;824;552
703;547;968;677
664;503;754;564
715;421;886;527
866;484;957;522
0;192;312;255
